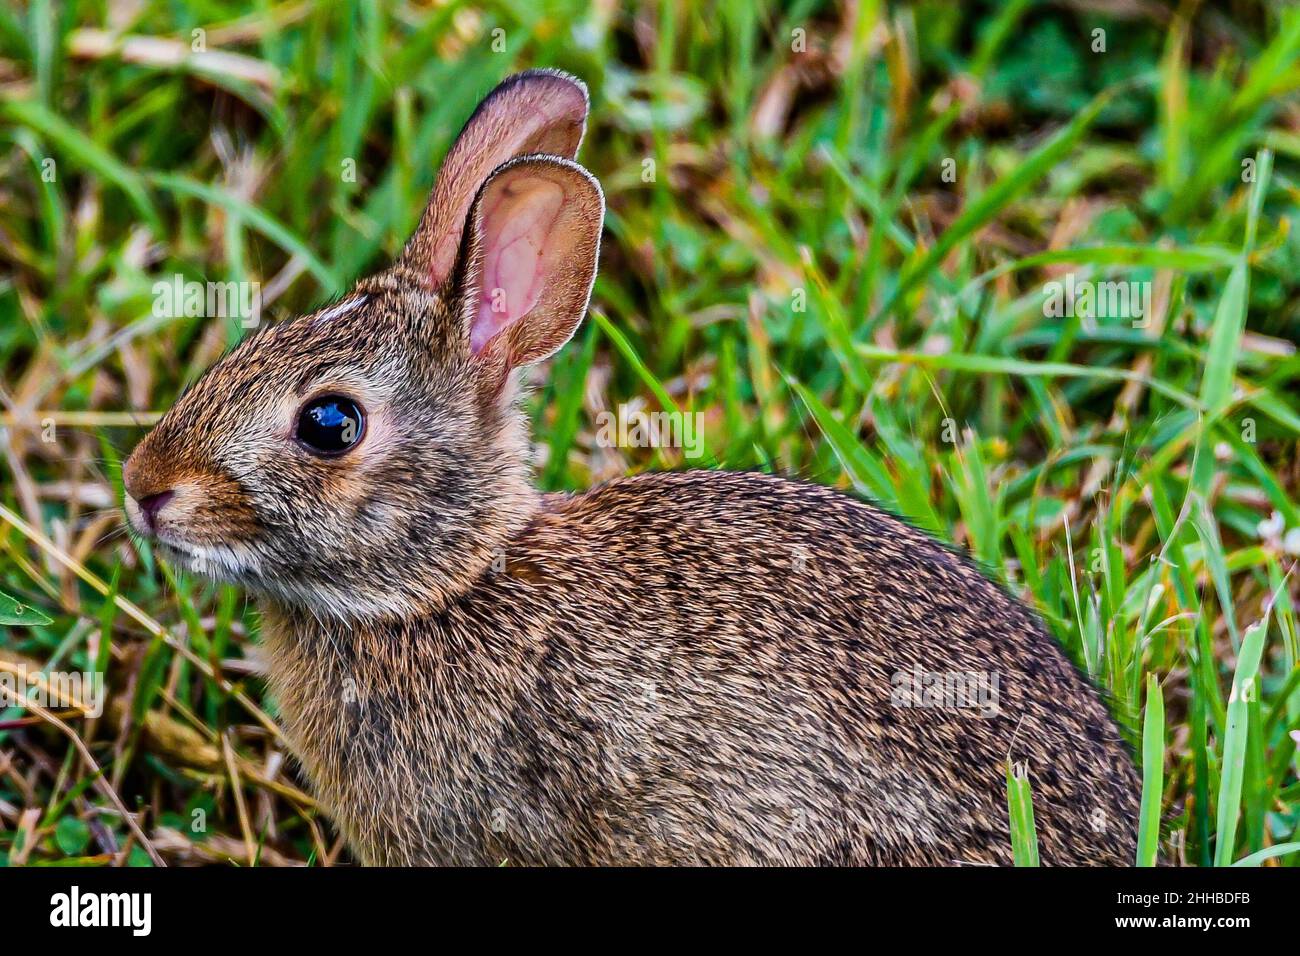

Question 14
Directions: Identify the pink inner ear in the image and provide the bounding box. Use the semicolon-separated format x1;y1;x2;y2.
471;177;565;354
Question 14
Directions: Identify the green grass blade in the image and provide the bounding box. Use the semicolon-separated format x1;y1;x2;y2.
1213;614;1271;866
1231;842;1300;867
787;376;905;515
1137;673;1165;866
1006;761;1040;867
147;172;341;293
0;588;53;626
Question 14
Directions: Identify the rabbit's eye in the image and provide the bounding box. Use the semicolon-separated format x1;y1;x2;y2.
295;395;366;456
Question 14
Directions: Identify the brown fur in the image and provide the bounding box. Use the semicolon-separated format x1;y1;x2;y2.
123;71;1140;866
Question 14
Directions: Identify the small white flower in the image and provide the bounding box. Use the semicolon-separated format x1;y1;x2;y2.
1257;510;1285;539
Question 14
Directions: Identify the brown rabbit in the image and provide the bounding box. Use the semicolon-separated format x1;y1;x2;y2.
123;70;1141;866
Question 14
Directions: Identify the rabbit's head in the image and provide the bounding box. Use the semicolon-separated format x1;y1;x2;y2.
123;71;604;621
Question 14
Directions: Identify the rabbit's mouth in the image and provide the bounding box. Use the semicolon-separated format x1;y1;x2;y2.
149;533;263;583
123;470;264;583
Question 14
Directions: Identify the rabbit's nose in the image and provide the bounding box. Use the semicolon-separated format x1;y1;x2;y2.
135;490;175;529
123;448;177;531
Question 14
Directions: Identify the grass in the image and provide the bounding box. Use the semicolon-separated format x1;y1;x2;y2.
0;0;1299;866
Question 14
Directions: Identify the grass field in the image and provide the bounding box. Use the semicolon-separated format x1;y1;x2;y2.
1;0;1299;866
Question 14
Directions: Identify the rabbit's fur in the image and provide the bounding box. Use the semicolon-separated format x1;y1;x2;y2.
124;71;1140;865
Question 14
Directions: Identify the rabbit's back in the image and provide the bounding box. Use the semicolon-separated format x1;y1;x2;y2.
263;470;1139;865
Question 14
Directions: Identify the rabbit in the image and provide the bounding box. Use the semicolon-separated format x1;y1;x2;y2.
123;69;1141;866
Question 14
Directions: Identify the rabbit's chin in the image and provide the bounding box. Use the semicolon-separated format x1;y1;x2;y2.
249;576;431;623
152;535;264;585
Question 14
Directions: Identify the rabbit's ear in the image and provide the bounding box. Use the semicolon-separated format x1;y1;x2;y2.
399;70;588;288
454;155;603;379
